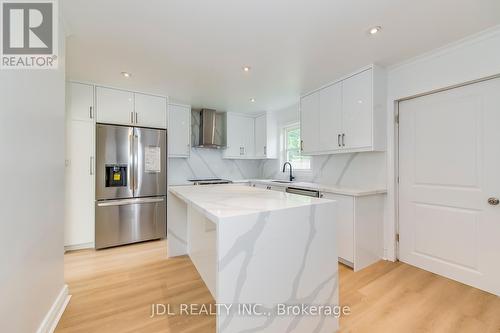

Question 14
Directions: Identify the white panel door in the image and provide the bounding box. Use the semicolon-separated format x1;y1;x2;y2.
96;86;134;125
300;91;320;154
342;69;373;149
67;82;94;122
168;104;191;157
65;120;94;246
254;114;266;158
134;93;167;129
399;78;500;295
319;82;343;151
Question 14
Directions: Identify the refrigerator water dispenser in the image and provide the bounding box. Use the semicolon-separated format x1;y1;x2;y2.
105;165;127;187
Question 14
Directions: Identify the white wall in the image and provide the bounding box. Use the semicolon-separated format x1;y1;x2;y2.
260;103;386;188
0;7;66;333
384;25;500;260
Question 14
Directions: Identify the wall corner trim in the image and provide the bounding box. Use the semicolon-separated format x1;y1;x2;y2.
36;284;71;333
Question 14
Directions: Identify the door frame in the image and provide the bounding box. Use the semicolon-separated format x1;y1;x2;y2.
393;73;500;260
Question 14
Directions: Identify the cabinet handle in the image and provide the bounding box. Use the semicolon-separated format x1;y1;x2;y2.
135;112;138;124
300;140;304;151
130;111;134;124
342;133;345;147
337;134;341;147
89;106;93;119
264;145;267;156
89;156;94;175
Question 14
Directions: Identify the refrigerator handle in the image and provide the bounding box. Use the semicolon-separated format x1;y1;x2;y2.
134;130;139;191
129;132;135;192
97;197;165;207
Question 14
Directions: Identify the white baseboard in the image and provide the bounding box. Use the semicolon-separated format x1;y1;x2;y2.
64;242;94;252
36;284;71;333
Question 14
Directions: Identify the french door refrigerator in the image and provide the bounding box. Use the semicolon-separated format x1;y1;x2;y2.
95;124;166;249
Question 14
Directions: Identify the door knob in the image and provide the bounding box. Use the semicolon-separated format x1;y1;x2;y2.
488;197;499;206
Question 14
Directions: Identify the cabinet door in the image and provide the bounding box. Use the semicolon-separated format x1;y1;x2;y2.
96;86;134;125
224;113;242;157
168;104;191;157
300;91;320;154
319;82;343;151
342;69;373;149
65;120;94;247
67;82;94;122
242;116;255;157
269;185;286;192
322;193;354;264
254;114;267;158
135;93;167;129
224;113;252;158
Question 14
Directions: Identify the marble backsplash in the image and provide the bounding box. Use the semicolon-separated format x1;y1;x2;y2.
260;151;387;189
168;148;262;184
169;149;386;189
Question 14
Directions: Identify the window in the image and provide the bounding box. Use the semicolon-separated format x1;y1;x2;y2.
283;124;311;170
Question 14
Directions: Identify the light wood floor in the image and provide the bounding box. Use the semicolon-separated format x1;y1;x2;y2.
56;240;500;333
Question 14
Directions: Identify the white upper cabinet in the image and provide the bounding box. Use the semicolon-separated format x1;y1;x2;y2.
300;65;386;155
254;114;267;158
254;112;278;159
319;82;343;152
67;82;94;122
300;91;321;154
223;113;255;159
342;69;373;149
96;86;134;126
134;93;167;129
96;86;167;129
168;103;191;158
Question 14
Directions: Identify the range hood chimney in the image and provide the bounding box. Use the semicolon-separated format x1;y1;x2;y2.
193;109;227;149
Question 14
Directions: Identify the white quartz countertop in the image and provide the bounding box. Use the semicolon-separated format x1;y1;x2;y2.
169;184;333;222
235;179;387;197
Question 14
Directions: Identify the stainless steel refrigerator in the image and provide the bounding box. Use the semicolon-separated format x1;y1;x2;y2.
95;124;166;249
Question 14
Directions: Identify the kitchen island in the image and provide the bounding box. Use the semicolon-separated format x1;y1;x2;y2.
167;185;339;333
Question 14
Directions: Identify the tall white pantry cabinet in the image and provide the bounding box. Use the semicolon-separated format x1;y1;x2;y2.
65;82;95;249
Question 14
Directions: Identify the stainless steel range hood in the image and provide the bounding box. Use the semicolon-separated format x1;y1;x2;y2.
192;109;227;148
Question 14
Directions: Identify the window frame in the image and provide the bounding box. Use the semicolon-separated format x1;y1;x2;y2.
281;122;312;173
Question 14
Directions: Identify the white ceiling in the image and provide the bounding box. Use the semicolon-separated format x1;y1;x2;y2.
63;0;500;113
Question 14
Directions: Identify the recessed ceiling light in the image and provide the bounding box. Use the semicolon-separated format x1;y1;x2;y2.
250;98;255;103
121;71;131;78
368;26;382;35
242;66;251;72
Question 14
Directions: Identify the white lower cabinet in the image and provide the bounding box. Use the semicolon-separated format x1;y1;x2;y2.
65;120;95;249
322;192;384;271
250;183;286;192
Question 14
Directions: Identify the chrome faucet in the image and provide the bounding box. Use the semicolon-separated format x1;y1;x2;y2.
282;162;295;182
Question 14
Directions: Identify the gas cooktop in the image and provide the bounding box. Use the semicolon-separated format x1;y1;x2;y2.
188;178;233;185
